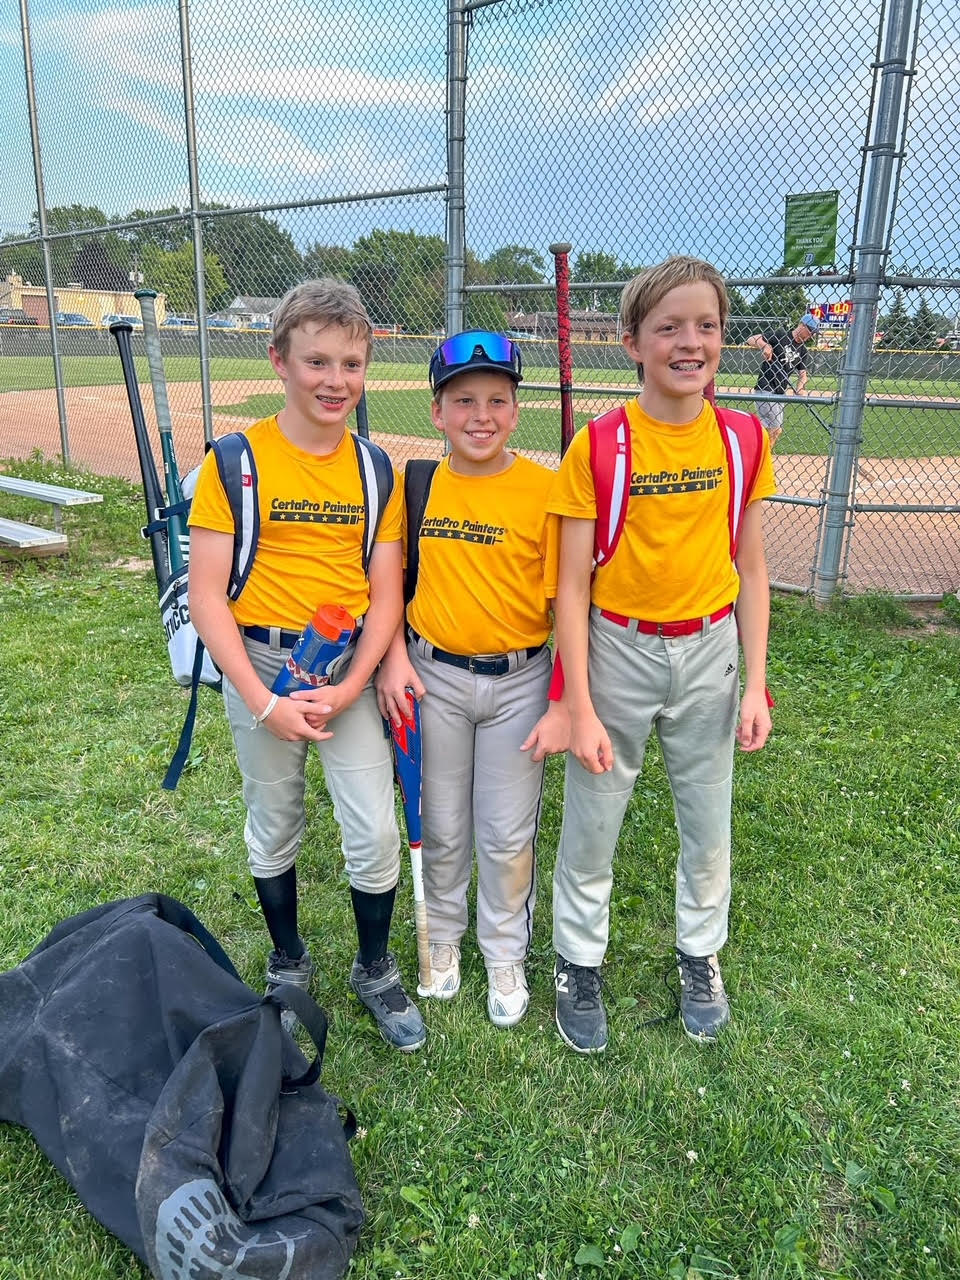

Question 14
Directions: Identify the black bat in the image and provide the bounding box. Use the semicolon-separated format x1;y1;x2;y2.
110;320;169;594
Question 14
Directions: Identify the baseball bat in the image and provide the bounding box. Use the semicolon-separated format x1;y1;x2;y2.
387;690;431;992
110;320;170;595
355;389;370;439
549;242;576;456
137;289;189;573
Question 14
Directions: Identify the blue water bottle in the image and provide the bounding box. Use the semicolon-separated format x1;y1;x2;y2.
271;603;356;695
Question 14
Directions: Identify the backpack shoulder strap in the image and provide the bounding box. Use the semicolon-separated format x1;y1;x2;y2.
403;459;439;604
210;432;259;600
352;433;396;575
587;405;632;566
714;406;764;558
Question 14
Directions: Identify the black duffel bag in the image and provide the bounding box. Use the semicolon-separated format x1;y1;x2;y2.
0;893;365;1279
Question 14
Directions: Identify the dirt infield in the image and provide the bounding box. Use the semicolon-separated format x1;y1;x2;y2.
2;380;957;595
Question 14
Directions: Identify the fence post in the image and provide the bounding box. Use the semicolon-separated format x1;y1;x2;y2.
444;0;469;339
19;0;71;465
178;0;214;445
813;0;918;602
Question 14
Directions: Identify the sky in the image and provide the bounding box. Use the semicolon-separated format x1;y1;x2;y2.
2;0;958;312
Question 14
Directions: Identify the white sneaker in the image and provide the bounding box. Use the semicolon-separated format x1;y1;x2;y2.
486;962;529;1028
418;943;461;999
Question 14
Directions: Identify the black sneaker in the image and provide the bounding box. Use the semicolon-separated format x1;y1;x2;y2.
350;951;426;1052
676;950;730;1043
554;954;607;1053
265;941;314;1034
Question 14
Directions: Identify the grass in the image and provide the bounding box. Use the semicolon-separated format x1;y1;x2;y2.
1;458;960;1279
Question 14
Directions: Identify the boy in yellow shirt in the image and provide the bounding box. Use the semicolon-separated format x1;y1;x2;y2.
377;331;565;1027
548;257;775;1052
188;278;425;1052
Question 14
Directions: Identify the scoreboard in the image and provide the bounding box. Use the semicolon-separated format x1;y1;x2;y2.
810;301;852;328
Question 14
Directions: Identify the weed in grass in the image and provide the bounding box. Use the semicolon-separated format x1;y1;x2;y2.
0;461;959;1278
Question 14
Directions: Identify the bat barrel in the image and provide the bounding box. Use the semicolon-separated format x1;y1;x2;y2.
549;242;575;456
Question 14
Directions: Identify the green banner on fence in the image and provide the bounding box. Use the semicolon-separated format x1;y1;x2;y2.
784;190;839;270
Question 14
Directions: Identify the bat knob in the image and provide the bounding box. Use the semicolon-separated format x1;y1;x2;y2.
549;242;572;255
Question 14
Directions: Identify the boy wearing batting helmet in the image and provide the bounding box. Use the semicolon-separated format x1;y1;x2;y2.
188;278;425;1052
547;256;776;1053
376;330;567;1028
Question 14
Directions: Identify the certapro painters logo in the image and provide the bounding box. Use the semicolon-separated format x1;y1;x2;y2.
421;514;505;545
156;1178;305;1279
269;497;362;526
630;465;723;497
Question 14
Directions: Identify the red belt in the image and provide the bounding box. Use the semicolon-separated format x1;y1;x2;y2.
599;603;734;638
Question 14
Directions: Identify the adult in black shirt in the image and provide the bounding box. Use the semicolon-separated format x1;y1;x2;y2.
746;312;820;445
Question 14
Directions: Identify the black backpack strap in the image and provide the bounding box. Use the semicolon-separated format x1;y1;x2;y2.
153;893;244;981
211;432;259;600
403;459;439;605
352;433;395;575
162;637;207;791
266;985;329;1083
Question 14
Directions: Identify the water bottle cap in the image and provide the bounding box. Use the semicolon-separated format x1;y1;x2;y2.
311;602;355;640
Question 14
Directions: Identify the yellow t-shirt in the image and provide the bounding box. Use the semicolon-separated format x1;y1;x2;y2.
188;416;402;630
407;454;558;654
546;400;776;620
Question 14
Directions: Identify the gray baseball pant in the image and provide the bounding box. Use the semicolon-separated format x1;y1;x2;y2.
223;634;400;892
553;608;739;968
408;640;551;966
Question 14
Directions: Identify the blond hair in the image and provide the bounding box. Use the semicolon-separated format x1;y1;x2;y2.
619;255;729;339
270;278;372;359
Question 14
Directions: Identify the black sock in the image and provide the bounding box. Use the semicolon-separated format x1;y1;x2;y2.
254;867;302;958
350;884;397;967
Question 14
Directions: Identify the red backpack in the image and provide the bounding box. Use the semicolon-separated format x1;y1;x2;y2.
549;402;769;702
589;402;763;566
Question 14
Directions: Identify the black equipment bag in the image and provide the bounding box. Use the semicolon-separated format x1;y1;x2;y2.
0;894;365;1279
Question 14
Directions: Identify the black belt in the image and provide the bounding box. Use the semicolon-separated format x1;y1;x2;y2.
408;627;546;677
242;624;301;648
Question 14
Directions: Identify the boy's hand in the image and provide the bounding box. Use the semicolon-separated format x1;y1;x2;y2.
289;682;359;728
570;709;614;774
375;658;425;724
520;701;570;761
260;694;334;743
736;689;772;752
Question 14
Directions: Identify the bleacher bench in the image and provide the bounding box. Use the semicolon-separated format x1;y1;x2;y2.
0;476;102;555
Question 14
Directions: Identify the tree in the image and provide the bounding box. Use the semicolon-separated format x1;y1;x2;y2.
908;298;940;350
463;249;507;331
302;243;355;281
0;236;44;287
572;251;624;313
350;229;446;331
878;290;910;348
750;271;809;328
198;209;302;299
481;245;550;313
141;242;229;313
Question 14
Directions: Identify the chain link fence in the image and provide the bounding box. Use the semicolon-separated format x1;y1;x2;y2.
1;0;957;595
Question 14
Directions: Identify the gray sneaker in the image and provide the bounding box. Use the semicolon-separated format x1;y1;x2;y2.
554;954;607;1053
265;941;314;1034
350;952;426;1052
676;950;730;1042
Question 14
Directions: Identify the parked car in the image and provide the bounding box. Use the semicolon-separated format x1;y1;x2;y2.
55;312;94;326
102;313;142;329
205;316;237;330
161;315;196;329
246;320;272;331
0;307;39;326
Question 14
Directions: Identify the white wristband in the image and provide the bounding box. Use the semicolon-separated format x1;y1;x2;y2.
253;693;279;726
